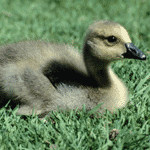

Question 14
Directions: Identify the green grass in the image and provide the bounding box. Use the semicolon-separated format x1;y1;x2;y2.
0;0;150;149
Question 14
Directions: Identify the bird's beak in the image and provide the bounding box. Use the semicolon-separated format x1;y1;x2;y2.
122;43;146;60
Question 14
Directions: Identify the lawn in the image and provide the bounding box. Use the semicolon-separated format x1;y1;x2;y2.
0;0;150;149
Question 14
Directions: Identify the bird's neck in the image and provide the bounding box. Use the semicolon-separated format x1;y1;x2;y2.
83;46;112;88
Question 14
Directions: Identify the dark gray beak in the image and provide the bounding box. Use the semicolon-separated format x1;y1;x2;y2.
123;43;146;60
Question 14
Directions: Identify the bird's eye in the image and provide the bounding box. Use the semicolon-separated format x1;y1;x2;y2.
107;36;117;43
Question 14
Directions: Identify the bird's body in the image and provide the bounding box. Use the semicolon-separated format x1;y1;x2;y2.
0;21;146;118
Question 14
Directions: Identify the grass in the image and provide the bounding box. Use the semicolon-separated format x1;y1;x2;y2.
0;0;150;149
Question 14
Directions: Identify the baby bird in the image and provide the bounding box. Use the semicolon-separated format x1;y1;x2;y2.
0;20;146;118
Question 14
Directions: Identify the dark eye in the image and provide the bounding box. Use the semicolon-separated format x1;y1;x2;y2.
107;36;117;43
